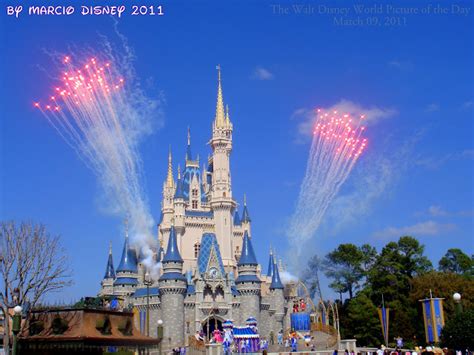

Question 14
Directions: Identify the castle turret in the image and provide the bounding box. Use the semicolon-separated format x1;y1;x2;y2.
236;231;261;326
113;225;139;298
159;226;187;349
100;242;115;296
210;66;236;269
270;254;285;333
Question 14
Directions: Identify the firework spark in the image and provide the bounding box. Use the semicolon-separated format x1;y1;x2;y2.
36;55;159;275
289;108;368;256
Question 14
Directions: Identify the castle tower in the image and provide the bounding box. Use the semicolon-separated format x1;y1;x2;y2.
210;66;236;268
173;166;186;252
100;242;115;296
270;253;285;334
113;224;139;298
236;231;261;326
158;225;187;349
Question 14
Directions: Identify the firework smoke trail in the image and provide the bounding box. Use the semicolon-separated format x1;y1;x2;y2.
289;109;368;257
35;55;160;276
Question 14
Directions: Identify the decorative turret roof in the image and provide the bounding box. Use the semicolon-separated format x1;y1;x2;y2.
116;227;138;273
162;226;183;263
270;257;284;290
266;248;274;278
238;231;258;266
233;210;241;225
241;194;251;223
174;174;185;199
214;65;226;128
103;242;115;279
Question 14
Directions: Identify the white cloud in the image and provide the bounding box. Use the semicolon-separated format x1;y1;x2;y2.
425;103;440;112
462;100;473;110
252;66;274;80
415;149;474;169
428;205;448;217
372;221;456;240
387;59;414;70
318;128;424;235
417;205;474;218
292;99;397;142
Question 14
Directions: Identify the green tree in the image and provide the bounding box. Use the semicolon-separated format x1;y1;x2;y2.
324;244;366;299
439;248;474;276
441;309;474;350
344;292;382;347
367;236;433;302
409;270;474;340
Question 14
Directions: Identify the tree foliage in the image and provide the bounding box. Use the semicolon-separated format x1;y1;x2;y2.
323;243;373;299
440;309;474;350
306;235;473;347
438;248;474;277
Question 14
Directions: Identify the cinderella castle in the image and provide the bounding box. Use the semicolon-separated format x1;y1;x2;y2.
98;67;293;350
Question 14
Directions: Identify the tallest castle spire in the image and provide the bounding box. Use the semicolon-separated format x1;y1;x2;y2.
214;64;227;128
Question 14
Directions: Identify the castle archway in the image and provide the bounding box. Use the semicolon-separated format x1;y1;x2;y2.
202;316;223;340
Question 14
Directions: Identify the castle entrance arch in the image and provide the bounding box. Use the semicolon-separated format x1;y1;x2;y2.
202;316;223;340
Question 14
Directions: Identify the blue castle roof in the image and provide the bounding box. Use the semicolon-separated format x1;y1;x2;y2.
174;177;185;199
238;231;258;266
233;210;241;225
197;233;225;276
132;287;160;297
104;249;115;279
116;236;138;273
270;259;284;289
267;252;274;278
182;165;207;203
114;277;138;286
162;226;183;263
241;204;251;223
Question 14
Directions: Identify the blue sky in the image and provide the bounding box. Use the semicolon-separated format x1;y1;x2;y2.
1;0;473;301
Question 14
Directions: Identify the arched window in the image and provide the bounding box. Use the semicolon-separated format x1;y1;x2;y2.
192;189;198;197
192;200;198;209
194;242;201;258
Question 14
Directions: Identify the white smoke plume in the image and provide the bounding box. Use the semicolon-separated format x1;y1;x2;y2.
280;270;299;285
288;108;368;259
37;37;164;277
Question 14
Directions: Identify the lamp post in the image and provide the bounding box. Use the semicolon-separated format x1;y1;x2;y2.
157;319;164;355
453;293;462;315
12;305;22;355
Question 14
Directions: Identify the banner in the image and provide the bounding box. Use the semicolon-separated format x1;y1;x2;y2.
420;297;445;343
378;306;389;346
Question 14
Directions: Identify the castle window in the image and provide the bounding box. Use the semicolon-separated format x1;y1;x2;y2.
192;200;198;209
192;189;198;197
194;243;201;258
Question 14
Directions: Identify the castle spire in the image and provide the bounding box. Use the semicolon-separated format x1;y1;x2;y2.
267;248;275;278
270;256;284;290
186;127;193;161
104;241;115;279
166;146;174;187
214;64;226;127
